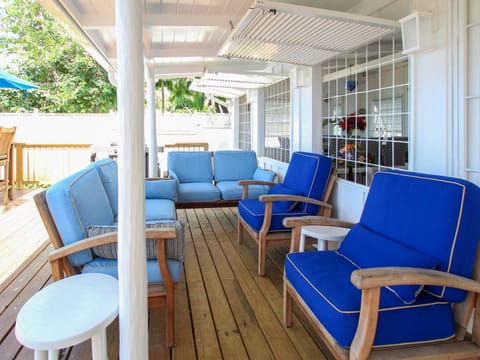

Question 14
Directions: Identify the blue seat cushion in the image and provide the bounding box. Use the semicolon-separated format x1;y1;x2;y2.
216;181;270;201
145;199;177;222
82;258;183;284
268;183;303;212
214;150;258;182
361;170;480;302
238;198;309;232
285;251;455;347
338;224;438;304
177;182;220;202
145;179;177;201
168;151;213;183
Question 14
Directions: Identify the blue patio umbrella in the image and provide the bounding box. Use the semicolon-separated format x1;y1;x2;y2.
0;69;38;90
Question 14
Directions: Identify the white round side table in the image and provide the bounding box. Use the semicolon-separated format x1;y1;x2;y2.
15;273;119;360
299;225;350;252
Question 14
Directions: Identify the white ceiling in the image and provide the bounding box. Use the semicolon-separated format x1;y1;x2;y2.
37;0;406;96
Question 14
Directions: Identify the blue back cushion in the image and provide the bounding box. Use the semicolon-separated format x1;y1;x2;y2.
89;159;119;216
214;150;257;182
357;170;480;302
168;151;213;183
282;152;332;214
46;168;115;266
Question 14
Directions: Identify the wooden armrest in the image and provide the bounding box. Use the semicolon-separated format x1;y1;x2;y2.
351;267;480;293
259;194;333;209
349;266;480;359
283;216;354;229
49;228;177;263
238;179;276;187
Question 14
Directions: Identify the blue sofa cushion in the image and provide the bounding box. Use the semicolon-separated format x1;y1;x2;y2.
282;152;332;215
177;182;220;202
90;159;119;217
338;224;438;304
145;179;177;201
46;167;114;266
145;199;177;222
360;170;480;302
82;257;183;284
285;251;455;347
238;198;310;232
213;150;258;182
252;167;275;182
87;220;184;260
268;183;304;212
216;181;270;201
168;151;213;183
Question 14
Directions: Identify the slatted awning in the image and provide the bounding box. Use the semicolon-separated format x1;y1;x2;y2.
219;0;400;66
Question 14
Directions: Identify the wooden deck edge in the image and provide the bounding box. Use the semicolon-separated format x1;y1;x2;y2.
175;200;239;209
0;239;50;293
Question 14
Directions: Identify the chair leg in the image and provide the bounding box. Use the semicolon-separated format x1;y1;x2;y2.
283;280;292;327
258;237;266;276
2;163;8;205
238;217;244;244
166;290;175;347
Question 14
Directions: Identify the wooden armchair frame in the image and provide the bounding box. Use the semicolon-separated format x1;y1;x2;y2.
238;172;336;276
283;216;480;360
0;126;16;205
34;190;180;347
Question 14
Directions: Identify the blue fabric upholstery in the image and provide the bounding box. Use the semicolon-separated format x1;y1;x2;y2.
168;151;213;183
285;170;480;348
145;199;177;222
82;258;183;284
268;184;304;212
46;167;114;266
285;251;455;347
89;159;119;217
213;150;273;200
177;182;220;202
238;152;332;232
145;179;177;200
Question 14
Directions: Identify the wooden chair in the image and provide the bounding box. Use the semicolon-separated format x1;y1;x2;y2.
283;170;480;360
0;127;16;205
34;190;183;347
237;151;335;276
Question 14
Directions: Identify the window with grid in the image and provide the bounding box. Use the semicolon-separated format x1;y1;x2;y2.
264;78;290;162
322;33;409;186
238;95;251;150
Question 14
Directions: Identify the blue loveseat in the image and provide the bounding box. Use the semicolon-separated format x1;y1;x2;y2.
38;158;181;280
167;150;275;207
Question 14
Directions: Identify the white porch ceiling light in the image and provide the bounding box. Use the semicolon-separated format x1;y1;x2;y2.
218;0;399;66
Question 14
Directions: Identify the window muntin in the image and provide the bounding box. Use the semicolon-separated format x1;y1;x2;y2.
239;95;251;150
322;34;409;186
264;78;290;162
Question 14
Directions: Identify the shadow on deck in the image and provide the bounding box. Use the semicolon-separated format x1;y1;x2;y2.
0;195;328;359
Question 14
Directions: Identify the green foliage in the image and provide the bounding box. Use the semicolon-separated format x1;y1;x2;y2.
0;0;116;112
156;78;205;113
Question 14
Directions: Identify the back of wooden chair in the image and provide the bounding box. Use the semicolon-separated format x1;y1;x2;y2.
0;127;17;204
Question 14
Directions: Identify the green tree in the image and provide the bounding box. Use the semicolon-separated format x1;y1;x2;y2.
0;0;116;112
157;78;205;113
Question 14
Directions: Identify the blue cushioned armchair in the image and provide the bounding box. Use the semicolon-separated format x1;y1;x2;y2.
283;170;480;359
238;152;335;276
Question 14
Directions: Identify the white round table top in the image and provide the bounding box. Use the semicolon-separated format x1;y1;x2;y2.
301;225;350;241
15;273;119;351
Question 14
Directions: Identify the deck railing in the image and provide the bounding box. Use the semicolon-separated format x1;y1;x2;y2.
14;143;92;187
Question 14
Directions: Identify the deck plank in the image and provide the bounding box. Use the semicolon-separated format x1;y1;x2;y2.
1;198;329;359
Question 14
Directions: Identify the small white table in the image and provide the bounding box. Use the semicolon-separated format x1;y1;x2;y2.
15;273;119;360
299;225;350;252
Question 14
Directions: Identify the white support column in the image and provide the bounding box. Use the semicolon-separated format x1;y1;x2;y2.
146;62;158;177
115;0;148;358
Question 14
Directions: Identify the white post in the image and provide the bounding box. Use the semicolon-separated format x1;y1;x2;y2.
146;62;158;177
115;0;148;358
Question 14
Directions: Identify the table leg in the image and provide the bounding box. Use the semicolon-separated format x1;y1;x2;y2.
318;240;327;251
299;233;306;252
91;328;108;360
33;350;48;360
48;349;59;360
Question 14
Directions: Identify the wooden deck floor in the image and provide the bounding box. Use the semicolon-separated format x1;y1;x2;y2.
0;196;329;359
